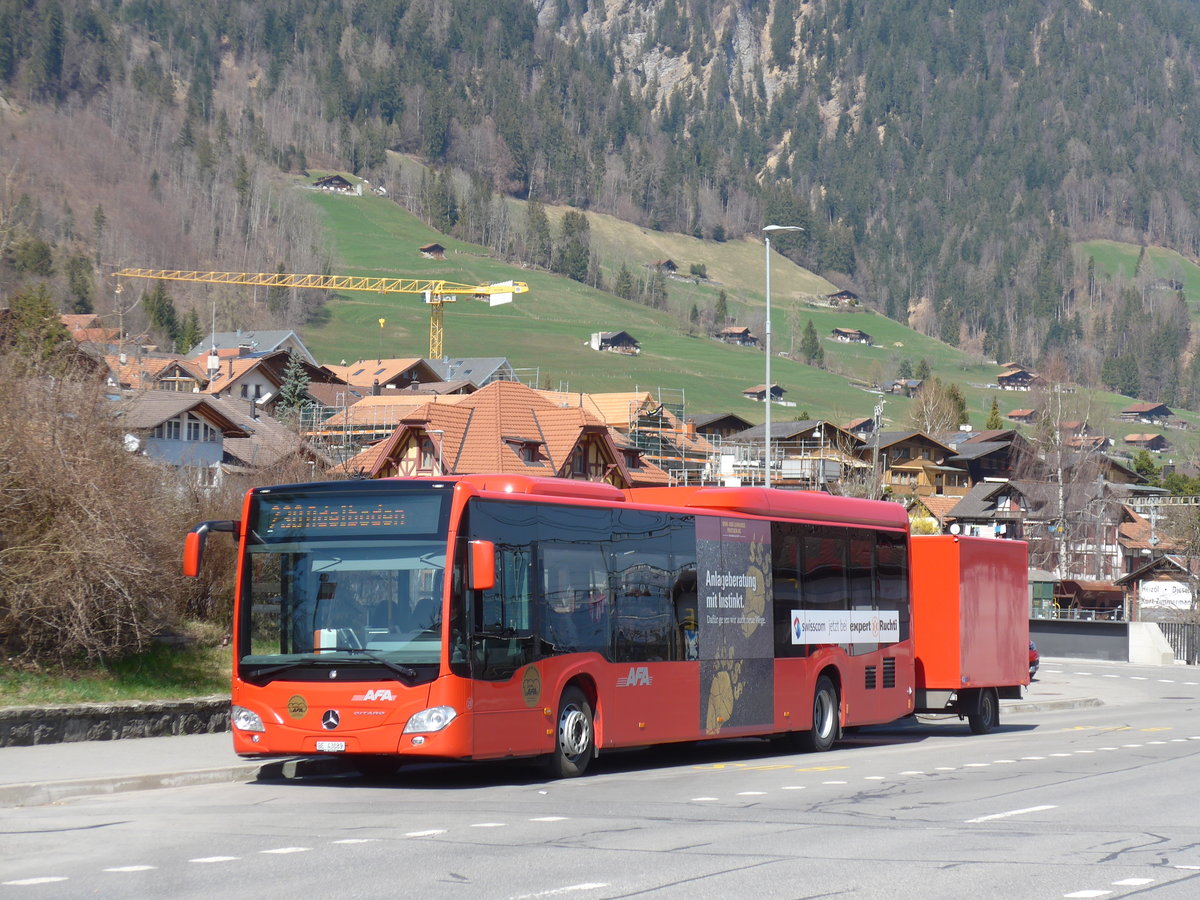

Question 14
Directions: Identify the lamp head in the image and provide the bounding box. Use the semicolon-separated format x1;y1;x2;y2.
763;224;804;234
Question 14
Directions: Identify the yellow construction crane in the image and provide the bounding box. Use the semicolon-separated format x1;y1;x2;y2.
112;268;529;359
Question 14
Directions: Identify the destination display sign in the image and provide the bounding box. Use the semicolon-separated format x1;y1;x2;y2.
252;490;447;540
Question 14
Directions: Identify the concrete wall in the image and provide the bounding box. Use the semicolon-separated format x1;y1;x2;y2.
0;696;229;748
1030;619;1179;666
1030;619;1130;662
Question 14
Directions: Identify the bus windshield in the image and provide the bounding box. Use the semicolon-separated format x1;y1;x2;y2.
238;485;451;678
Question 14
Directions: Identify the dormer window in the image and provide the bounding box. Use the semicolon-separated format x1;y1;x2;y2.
503;435;543;464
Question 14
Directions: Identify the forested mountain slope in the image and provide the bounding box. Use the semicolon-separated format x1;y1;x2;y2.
4;0;1200;406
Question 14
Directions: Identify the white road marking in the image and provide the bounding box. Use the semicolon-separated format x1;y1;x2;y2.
1171;738;1187;743
1174;865;1200;870
470;823;506;828
3;878;69;885
966;804;1057;824
900;770;924;775
1075;750;1095;754
405;829;447;837
531;816;568;822
1102;675;1120;678
509;883;610;899
1123;744;1143;748
781;786;805;790
822;780;848;785
1157;680;1175;683
690;797;718;802
737;791;767;796
964;763;990;767
1112;878;1154;886
1073;672;1093;676
1183;682;1198;686
935;766;956;770
104;866;156;872
260;847;310;854
332;839;379;844
1022;756;1045;760
1063;891;1111;898
864;776;885;780
1147;741;1168;745
1098;747;1119;751
993;759;1016;764
1130;677;1148;681
1050;753;1073;757
190;857;240;863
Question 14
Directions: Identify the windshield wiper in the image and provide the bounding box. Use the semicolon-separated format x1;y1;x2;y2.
326;647;418;680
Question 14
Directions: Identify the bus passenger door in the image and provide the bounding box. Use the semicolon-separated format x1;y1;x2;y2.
470;546;546;759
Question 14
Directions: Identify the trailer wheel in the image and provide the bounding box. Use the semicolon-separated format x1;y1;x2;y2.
544;686;594;779
799;675;840;753
968;688;1000;735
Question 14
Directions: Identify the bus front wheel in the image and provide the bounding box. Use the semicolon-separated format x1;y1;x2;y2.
800;675;840;753
544;686;594;778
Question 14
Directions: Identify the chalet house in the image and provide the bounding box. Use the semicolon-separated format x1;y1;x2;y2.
941;480;1030;539
1118;402;1174;425
729;420;867;489
907;495;962;535
826;289;860;307
1124;433;1170;452
1116;555;1198;621
202;355;289;411
418;243;446;259
831;327;871;344
1065;433;1112;451
322;357;444;392
429;357;518;386
943;430;1035;484
336;381;669;488
869;431;967;498
104;354;209;393
690;412;754;439
1116;505;1178;575
115;391;250;487
743;383;785;403
1008;408;1038;424
60;314;119;347
882;378;922;397
997;366;1040;390
534;389;715;477
844;416;876;439
589;331;641;355
313;174;355;193
205;395;332;475
187;330;317;365
651;259;678;274
717;325;758;347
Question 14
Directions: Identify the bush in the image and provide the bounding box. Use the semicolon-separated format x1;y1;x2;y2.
0;354;237;666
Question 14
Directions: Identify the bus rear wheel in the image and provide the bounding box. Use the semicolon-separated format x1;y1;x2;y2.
544;686;594;779
799;675;840;753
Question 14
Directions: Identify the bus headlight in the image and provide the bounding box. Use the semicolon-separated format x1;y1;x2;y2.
403;705;458;734
231;705;265;733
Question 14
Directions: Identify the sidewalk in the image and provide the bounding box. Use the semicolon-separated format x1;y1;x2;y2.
0;661;1104;809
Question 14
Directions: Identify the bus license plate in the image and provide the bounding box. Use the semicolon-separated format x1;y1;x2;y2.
315;741;345;752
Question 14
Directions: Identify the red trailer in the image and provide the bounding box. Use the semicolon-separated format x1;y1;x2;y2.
910;535;1030;733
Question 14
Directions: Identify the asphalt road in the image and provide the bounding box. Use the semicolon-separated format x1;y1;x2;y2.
2;660;1199;899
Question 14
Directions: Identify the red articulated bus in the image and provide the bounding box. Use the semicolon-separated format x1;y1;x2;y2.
184;474;1027;778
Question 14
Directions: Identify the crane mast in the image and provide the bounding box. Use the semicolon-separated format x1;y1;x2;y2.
112;268;528;359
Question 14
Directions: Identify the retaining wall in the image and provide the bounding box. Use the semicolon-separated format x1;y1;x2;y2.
0;696;230;748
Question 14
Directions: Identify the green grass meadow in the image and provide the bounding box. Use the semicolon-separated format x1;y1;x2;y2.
295;175;1200;452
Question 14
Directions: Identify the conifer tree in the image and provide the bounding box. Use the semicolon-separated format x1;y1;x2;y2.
277;349;311;420
986;397;1003;430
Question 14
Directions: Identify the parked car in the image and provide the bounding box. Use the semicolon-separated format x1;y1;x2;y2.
1029;640;1040;679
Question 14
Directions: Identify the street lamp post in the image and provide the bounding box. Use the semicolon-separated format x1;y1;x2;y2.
762;224;803;487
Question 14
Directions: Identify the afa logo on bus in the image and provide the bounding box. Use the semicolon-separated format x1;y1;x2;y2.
617;666;653;687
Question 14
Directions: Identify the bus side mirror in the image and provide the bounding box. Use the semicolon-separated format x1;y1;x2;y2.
469;540;496;591
183;520;237;577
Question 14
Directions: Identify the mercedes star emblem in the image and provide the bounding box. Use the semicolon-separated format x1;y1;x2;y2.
321;709;340;730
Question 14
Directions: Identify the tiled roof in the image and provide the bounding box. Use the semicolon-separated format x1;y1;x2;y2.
206;396;331;471
912;495;961;524
340;381;647;484
105;354;207;389
325;358;427;386
115;390;249;436
202;358;282;395
535;390;653;427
